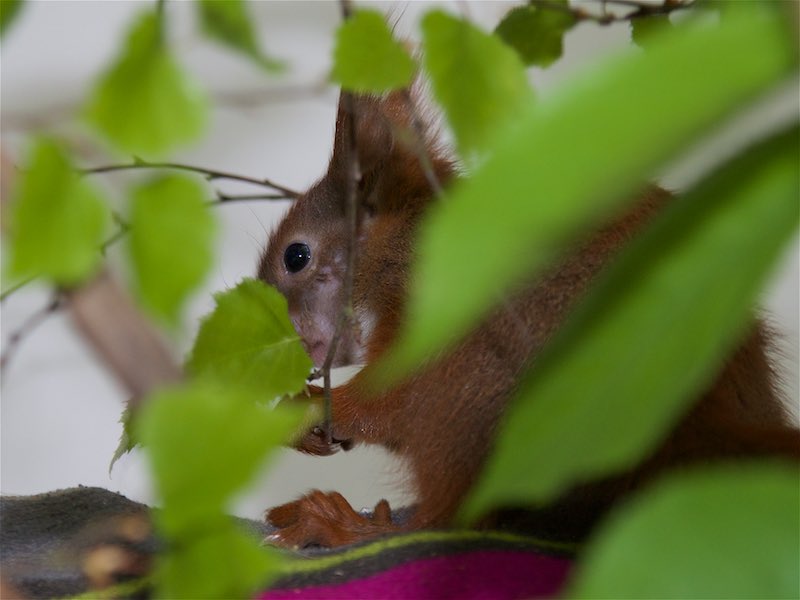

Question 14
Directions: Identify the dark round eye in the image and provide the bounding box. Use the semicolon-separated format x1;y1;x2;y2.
284;243;311;273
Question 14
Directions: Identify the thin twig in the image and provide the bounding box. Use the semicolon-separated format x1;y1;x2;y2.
313;0;360;445
1;291;66;377
99;227;130;256
83;160;301;199
211;192;289;204
317;90;361;445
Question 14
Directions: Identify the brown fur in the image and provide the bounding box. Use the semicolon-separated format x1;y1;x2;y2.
258;92;799;548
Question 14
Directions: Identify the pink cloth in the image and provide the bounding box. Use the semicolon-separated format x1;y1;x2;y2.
261;549;572;600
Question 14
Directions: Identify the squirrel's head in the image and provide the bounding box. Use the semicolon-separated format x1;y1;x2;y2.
258;91;453;367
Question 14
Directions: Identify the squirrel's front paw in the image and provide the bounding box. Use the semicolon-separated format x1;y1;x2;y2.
291;386;353;455
294;425;342;456
265;490;398;549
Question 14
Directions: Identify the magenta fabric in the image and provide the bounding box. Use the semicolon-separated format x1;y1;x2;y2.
260;550;572;600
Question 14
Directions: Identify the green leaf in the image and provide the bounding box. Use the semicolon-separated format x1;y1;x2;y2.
137;382;302;597
7;138;107;285
196;0;284;72
127;175;216;324
495;2;576;67
186;278;313;400
157;520;282;599
381;6;794;383
137;382;305;534
422;10;534;163
630;14;673;49
461;126;799;522
85;10;208;157
569;464;800;599
331;9;416;93
109;406;136;473
0;0;24;36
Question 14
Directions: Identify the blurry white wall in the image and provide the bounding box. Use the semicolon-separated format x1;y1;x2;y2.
1;1;797;520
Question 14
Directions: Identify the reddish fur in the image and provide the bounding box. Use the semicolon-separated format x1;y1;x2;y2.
259;93;799;549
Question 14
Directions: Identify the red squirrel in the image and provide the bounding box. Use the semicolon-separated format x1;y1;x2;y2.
257;91;800;548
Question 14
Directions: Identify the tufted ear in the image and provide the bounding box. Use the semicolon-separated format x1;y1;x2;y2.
327;94;399;205
327;92;452;215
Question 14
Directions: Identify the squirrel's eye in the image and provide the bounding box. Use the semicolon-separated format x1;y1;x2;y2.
284;243;311;273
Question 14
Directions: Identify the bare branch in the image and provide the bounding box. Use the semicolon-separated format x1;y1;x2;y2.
210;192;289;205
315;89;362;444
311;0;361;444
67;271;182;404
83;160;301;200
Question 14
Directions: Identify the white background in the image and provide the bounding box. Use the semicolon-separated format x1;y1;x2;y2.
1;1;797;520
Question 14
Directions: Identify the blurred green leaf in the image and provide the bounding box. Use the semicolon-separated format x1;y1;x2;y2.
127;175;216;324
495;2;576;67
630;14;673;49
0;0;24;36
381;6;794;383
331;9;416;92
461;126;799;522
569;464;800;599
138;382;305;533
196;0;283;72
186;278;313;400
422;10;534;163
85;10;208;157
7;138;107;285
158;520;282;599
137;382;303;597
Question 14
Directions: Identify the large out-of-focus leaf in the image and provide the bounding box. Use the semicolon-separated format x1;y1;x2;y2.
196;0;283;72
460;126;798;522
331;9;416;93
85;11;208;157
185;278;313;400
137;383;305;532
0;0;24;36
495;1;576;67
569;464;800;599
7;138;107;285
381;6;793;382
137;382;305;597
158;522;282;600
127;175;216;324
421;10;534;163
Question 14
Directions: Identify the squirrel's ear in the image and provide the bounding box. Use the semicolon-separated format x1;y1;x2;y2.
328;93;395;186
328;91;450;214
